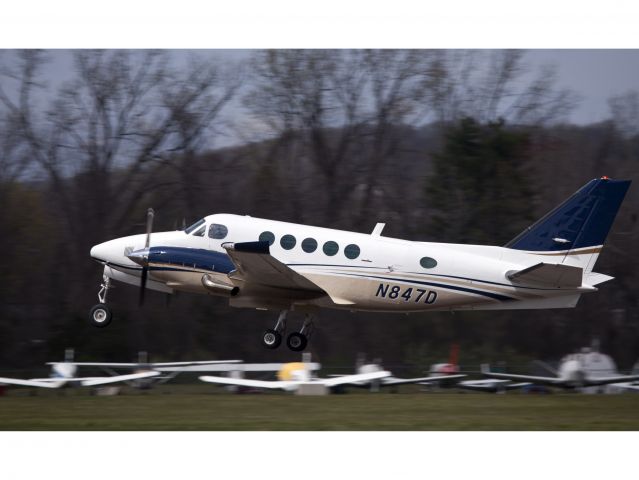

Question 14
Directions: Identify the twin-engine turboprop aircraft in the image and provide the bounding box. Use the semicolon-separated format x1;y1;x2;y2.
89;177;631;352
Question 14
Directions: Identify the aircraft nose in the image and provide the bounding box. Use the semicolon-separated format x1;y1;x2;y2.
90;241;110;263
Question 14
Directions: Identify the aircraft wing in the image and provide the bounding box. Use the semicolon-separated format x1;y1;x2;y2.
199;375;294;390
47;360;242;368
320;370;391;388
0;377;64;388
159;362;321;372
457;379;531;392
507;262;583;288
223;242;324;291
585;374;639;387
80;371;161;387
481;364;566;386
389;374;466;386
608;382;639;391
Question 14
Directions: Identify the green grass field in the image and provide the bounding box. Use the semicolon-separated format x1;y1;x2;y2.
1;386;638;430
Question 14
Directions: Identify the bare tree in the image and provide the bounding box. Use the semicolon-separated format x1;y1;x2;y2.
423;50;578;126
609;90;639;138
0;50;239;241
244;49;437;226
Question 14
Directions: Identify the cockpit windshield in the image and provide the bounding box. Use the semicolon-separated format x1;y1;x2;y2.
184;218;206;234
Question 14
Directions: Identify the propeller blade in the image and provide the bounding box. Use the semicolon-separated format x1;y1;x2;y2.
139;266;148;305
140;207;154;306
145;208;154;249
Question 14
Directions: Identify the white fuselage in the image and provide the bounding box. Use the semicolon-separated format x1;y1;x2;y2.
90;214;597;313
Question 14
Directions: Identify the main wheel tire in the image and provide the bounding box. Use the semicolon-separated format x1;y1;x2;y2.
262;329;282;349
286;332;308;352
89;304;112;328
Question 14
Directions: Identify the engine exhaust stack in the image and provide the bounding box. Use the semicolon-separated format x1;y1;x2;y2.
201;274;239;297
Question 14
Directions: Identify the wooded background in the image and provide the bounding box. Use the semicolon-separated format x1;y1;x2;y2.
1;50;637;371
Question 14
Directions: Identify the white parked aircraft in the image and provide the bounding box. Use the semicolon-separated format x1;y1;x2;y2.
481;357;639;390
0;350;161;389
199;360;391;393
60;356;243;387
421;345;530;393
89;177;631;351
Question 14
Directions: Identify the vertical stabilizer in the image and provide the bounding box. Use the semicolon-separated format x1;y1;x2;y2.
505;177;631;272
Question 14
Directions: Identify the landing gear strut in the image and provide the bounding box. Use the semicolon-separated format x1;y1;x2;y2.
89;275;113;328
262;311;314;352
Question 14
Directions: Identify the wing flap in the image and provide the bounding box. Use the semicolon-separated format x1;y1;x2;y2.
507;262;583;288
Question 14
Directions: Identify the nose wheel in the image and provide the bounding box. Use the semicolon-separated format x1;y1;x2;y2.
89;274;113;328
89;304;112;328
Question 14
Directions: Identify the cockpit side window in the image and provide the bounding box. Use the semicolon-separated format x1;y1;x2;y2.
185;218;205;234
209;224;229;239
192;225;206;237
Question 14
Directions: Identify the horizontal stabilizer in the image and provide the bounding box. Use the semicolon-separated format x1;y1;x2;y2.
584;272;614;286
507;262;583;288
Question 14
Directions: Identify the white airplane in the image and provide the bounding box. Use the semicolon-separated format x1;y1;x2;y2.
199;359;391;393
0;350;161;389
481;359;639;390
420;345;530;393
59;356;243;387
89;177;631;351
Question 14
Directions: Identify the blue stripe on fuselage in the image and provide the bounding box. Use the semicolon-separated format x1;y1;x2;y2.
148;247;235;274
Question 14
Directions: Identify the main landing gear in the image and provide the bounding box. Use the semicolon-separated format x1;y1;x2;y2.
89;275;113;328
261;310;314;352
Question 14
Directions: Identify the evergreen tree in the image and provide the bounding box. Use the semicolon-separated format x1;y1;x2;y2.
425;117;536;245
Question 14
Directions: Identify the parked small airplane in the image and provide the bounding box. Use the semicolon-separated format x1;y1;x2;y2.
89;177;630;351
481;356;639;390
59;353;243;387
330;353;466;392
199;358;391;393
0;349;161;389
421;345;530;393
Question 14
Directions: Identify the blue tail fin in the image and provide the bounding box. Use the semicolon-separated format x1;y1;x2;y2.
505;177;631;252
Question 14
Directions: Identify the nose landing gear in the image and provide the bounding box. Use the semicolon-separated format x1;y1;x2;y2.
89;275;113;328
262;311;314;352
